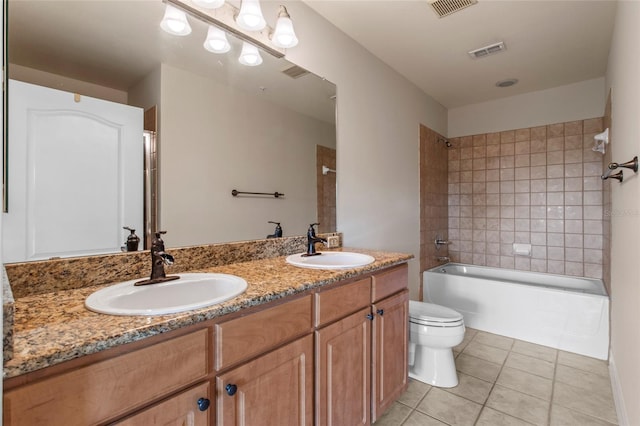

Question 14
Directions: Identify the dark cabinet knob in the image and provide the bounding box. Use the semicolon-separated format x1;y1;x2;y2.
197;397;210;411
377;309;384;316
366;313;374;321
226;383;238;396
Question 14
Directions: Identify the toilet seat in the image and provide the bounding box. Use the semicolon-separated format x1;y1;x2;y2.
409;301;464;327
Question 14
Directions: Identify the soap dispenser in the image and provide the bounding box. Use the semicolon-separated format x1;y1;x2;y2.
267;221;283;238
123;226;140;252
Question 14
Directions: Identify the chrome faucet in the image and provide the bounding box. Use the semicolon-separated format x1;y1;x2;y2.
135;231;180;286
304;223;327;256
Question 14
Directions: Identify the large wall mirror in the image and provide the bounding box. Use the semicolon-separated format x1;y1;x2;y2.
6;0;337;261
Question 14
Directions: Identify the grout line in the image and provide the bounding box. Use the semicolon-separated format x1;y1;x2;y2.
547;346;560;425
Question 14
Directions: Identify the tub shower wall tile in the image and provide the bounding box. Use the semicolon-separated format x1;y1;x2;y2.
448;118;605;279
420;125;450;275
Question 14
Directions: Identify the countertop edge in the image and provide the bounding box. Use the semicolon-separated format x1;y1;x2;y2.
4;251;412;379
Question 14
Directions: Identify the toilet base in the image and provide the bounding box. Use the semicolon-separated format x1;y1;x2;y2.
408;345;458;388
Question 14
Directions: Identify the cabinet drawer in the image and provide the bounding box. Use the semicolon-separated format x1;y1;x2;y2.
371;264;408;302
4;329;209;426
315;278;370;327
115;382;211;425
215;294;312;370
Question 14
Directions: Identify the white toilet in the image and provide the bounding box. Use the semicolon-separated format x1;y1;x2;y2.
408;300;465;388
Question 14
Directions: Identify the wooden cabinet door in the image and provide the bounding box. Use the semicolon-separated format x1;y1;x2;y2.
115;382;211;425
316;307;371;426
216;335;313;426
371;290;409;422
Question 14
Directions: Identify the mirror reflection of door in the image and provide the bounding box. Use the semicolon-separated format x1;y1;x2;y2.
4;80;143;262
317;145;336;234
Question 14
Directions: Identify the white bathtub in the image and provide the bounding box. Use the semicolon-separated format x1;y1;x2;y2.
424;263;609;360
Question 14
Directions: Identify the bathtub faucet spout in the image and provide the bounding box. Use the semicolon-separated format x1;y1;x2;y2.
435;256;450;263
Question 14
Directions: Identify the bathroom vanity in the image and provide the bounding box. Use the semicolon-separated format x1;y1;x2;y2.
2;247;410;426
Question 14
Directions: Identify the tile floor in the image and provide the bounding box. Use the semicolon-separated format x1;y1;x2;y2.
375;328;618;426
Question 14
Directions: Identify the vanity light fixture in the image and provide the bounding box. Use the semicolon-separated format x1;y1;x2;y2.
160;4;192;36
238;42;263;66
203;25;231;53
235;0;266;31
271;5;298;48
193;0;225;9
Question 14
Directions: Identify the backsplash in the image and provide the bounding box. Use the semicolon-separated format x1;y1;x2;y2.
447;118;605;279
5;233;341;299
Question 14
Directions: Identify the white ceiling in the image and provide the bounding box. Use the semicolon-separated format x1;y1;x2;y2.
303;0;617;108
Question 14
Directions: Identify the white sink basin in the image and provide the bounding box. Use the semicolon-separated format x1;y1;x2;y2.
85;273;248;316
286;252;375;270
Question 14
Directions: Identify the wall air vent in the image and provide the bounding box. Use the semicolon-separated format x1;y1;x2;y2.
468;41;506;59
428;0;478;18
281;64;310;79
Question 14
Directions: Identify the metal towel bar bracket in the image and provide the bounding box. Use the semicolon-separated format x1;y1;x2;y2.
608;156;638;172
601;156;638;182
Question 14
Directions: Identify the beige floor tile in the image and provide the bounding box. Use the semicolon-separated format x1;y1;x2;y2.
417;387;482;426
473;331;515;350
397;379;432;408
454;334;474;353
555;364;613;394
511;340;557;363
550;404;618;426
373;402;412;426
486;385;549;426
496;367;553;400
462;341;509;365
455;327;478;352
456;353;502;383
476;407;536;426
505;351;555;379
557;351;610;377
553;382;618;424
444;372;493;404
401;410;448;426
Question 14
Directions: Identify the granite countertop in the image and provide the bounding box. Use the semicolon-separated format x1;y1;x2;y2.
4;248;412;379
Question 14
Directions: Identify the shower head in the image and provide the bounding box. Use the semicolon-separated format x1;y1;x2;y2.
438;137;452;148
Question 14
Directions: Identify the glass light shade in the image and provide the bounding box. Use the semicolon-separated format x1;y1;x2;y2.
193;0;225;9
235;0;266;31
160;5;192;36
238;42;263;66
203;26;231;53
272;15;298;48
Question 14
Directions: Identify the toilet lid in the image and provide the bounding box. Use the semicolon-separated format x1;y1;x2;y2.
409;300;464;323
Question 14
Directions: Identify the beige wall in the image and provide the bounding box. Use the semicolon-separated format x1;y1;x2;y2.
448;78;606;138
158;64;336;246
9;64;128;104
604;1;640;425
283;2;448;297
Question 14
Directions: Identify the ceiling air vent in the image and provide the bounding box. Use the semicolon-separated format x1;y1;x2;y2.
428;0;478;18
281;64;310;79
468;41;506;59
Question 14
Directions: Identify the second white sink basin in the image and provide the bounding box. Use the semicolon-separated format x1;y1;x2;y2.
85;273;248;316
286;251;375;269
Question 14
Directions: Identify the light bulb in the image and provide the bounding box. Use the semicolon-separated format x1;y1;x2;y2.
160;5;192;36
272;6;298;48
236;0;266;31
238;42;263;66
203;26;231;53
193;0;225;9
